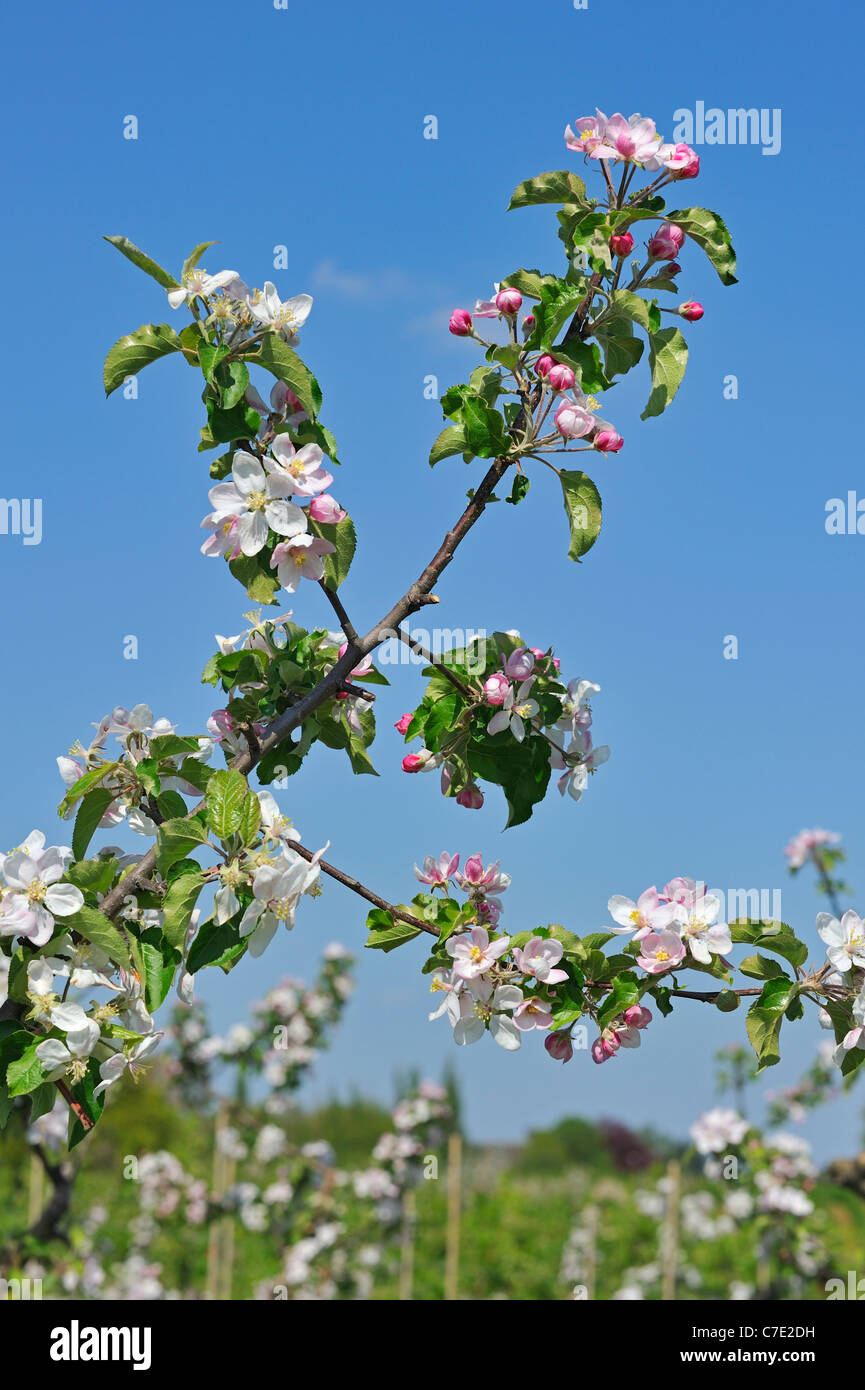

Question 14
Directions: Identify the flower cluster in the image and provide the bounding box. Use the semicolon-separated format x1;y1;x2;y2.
607;878;732;972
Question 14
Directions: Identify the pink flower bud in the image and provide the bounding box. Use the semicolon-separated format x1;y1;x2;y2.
593;428;624;453
522;313;535;332
449;309;473;336
609;231;634;258
402;753;425;773
456;784;484;810
591;1036;618;1064
483;672;511;706
552;658;560;670
503;647;534;680
555;401;595;439
545;1031;574;1064
308;494;347;524
394;712;413;735
495;287;522;315
667;143;700;180
535;354;555;379
679;301;704;322
648;223;686;261
548;363;576;392
623;1005;653;1030
665;262;682;277
529;647;545;660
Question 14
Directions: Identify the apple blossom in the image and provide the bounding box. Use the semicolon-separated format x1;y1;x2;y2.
206;453;308;557
246;282;313;340
487;678;539;742
589;111;663;165
552;731;610;801
512;935;569;984
240;847;327;957
817;909;865;972
1;841;84;947
394;712;412;735
245;380;307;426
834;985;865;1065
495;287;522;315
483;672;511;705
428;968;461;1023
167;268;240;310
636;929;687;975
448;309;473;336
414;851;460;888
25;959;98;1032
609;231;634;257
593;428;624;453
663;143;700;179
271;533;336;593
513;996;554;1031
200;513;243;560
690;1108;748;1155
446;925;511;980
452;983;524;1050
456;784;484;810
785;827;840;869
269;435;333;497
308;494;347;524
502;646;535;680
608;887;680;939
94;1033;163;1097
402;749;437;773
679;301;704;322
564;114;604;156
457;855;511;896
675;894;732;964
35;1016;101;1084
548;363;576;392
554;401;596;439
545;1029;574;1063
648;224;686;260
535;354;555;378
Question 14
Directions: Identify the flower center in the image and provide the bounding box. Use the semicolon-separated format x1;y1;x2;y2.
26;879;47;904
247;490;268;512
272;899;293;922
469;945;484;963
656;949;670;962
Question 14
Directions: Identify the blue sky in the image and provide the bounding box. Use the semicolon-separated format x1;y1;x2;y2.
2;0;864;1161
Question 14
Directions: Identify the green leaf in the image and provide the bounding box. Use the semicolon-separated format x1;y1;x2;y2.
310;514;356;589
248;335;322;418
103;235;180;290
597;974;641;1029
729;919;808;970
738;954;785;981
187;917;245;974
7;1041;46;1097
72;788;116;861
181;241;218;278
506;473;531;505
155;816;210;876
67;1057;106;1149
499;268;557;301
552;337;610;394
429;423;470;466
161;870;206;950
508;170;590;210
62;905;133;971
756;976;798;1014
665;206;738;285
610;289;661;335
745;1002;783;1071
66;856;119;898
136;929;181;1012
365;910;423;952
149;734;203;762
468;730;551;829
28;1082;56;1123
559;470;602;561
228;553;280;605
103;323;183;396
236;790;262;847
594;320;644;378
206;769;249;839
641;326;688;419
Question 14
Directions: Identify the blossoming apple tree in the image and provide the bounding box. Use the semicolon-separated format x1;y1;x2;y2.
1;107;862;1148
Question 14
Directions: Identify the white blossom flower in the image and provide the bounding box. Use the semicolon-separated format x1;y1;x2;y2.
246;282;313;340
167;268;240;310
1;842;83;947
817;910;865;973
93;1033;162;1097
205;453;308;557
